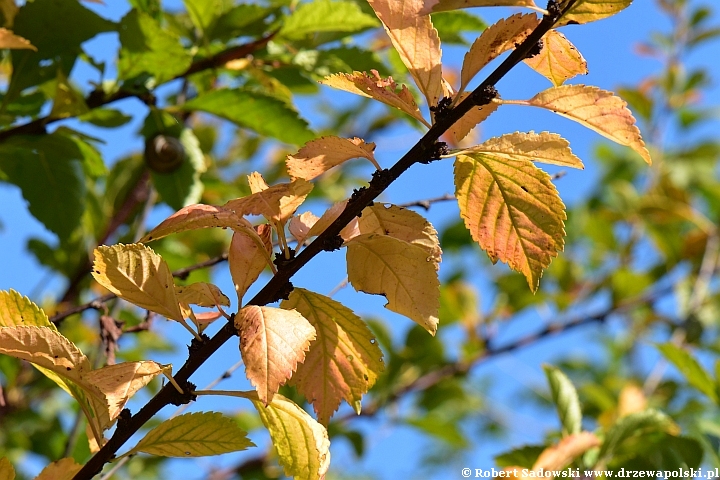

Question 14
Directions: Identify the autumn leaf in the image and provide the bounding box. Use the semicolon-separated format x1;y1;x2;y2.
0;456;14;480
281;288;384;425
175;283;231;309
83;361;164;422
127;412;254;457
92;244;184;322
367;0;443;109
449;92;500;143
523;30;587;86
34;458;82;480
286;136;380;180
457;131;584;169
421;0;540;14
289;212;320;245
320;71;429;126
247;171;269;193
460;13;540;94
229;228;271;304
617;383;647;418
224;177;313;225
306;200;361;241
532;432;600;471
251;393;330;480
235;306;316;405
454;153;566;291
558;0;632;26
0;28;35;50
140;204;254;243
0;289;56;330
358;204;442;268
346;234;440;334
502;85;651;164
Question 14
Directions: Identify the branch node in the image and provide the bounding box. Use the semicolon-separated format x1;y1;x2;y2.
268;281;294;303
349;186;368;206
188;333;210;353
522;38;544;59
429;96;453;122
370;169;392;190
420;142;449;164
273;248;296;270
546;0;563;21
116;408;132;433
168;380;197;406
321;234;345;252
470;85;498;107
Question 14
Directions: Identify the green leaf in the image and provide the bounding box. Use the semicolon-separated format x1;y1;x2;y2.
209;4;276;41
118;9;192;83
495;444;546;468
315;46;390;77
598;409;675;462
49;70;89;119
183;0;224;33
0;133;86;241
657;343;718;402
432;11;486;45
127;412;254;457
79;108;133;128
406;413;467;447
0;289;56;330
182;89;315;145
543;365;582;435
151;128;206;210
280;0;379;40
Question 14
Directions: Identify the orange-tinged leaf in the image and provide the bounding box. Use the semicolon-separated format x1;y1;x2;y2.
175;283;230;308
524;30;587;86
92;244;184;321
0;457;14;480
449;92;500;143
421;0;539;14
367;0;443;108
320;71;429;126
83;361;164;422
229;229;269;304
454;153;566;291
513;85;651;164
127;412;254;457
346;234;439;334
235;306;316;405
0;28;35;50
618;383;647;418
558;0;632;26
358;204;442;268
224;178;313;225
460;13;540;93
289;212;320;245
306;200;360;241
0;289;56;330
532;432;601;471
459;131;583;169
286;136;379;180
251;393;330;480
140;204;254;243
281;288;384;425
34;458;82;480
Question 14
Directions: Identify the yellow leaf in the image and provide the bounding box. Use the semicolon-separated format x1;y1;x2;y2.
0;289;56;330
460;13;540;93
421;0;539;14
127;412;254;457
459;131;584;169
454;153;566;291
83;361;164;422
511;84;651;164
346;234;439;334
289;211;320;245
235;306;316;405
532;432;600;472
0;457;15;480
281;288;384;425
33;458;82;480
92;244;184;322
251;393;330;480
286;136;379;180
358;204;442;268
229;229;270;304
247;171;269;193
617;383;647;418
524;30;587;86
140;204;254;243
175;283;230;308
367;0;443;108
449;92;500;143
224;178;313;225
0;28;35;50
558;0;632;25
320;71;429;127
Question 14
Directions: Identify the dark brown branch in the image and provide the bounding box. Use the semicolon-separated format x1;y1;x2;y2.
73;3;576;477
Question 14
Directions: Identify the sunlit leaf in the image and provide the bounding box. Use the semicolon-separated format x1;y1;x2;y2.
0;27;34;49
558;0;632;26
33;458;82;480
532;432;599;470
617;383;647;418
346;234;440;334
459;131;584;168
236;306;316;405
92;244;183;321
0;456;14;480
127;412;254;457
281;288;384;424
523;30;587;86
223;178;313;225
175;283;231;308
0;289;56;330
280;0;379;39
421;0;539;14
229;228;270;304
140;204;255;243
306;200;361;241
657;343;718;402
454;153;566;290
543;365;582;435
449;92;500;142
598;409;676;462
286;136;380;181
289;212;320;245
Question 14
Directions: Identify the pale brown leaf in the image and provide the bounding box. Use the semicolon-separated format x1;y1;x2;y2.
289;212;320;245
92;244;184;321
449;92;500;142
34;458;82;480
229;229;269;304
0;28;35;50
532;432;601;472
320;71;429;126
281;288;384;424
224;177;313;225
460;13;540;93
346;234;439;334
306;200;360;242
286;136;379;180
421;0;539;14
248;171;269;193
558;0;632;26
459;131;584;168
524;30;587;86
235;306;316;405
140;204;254;243
367;0;443;108
515;84;651;164
175;283;231;308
